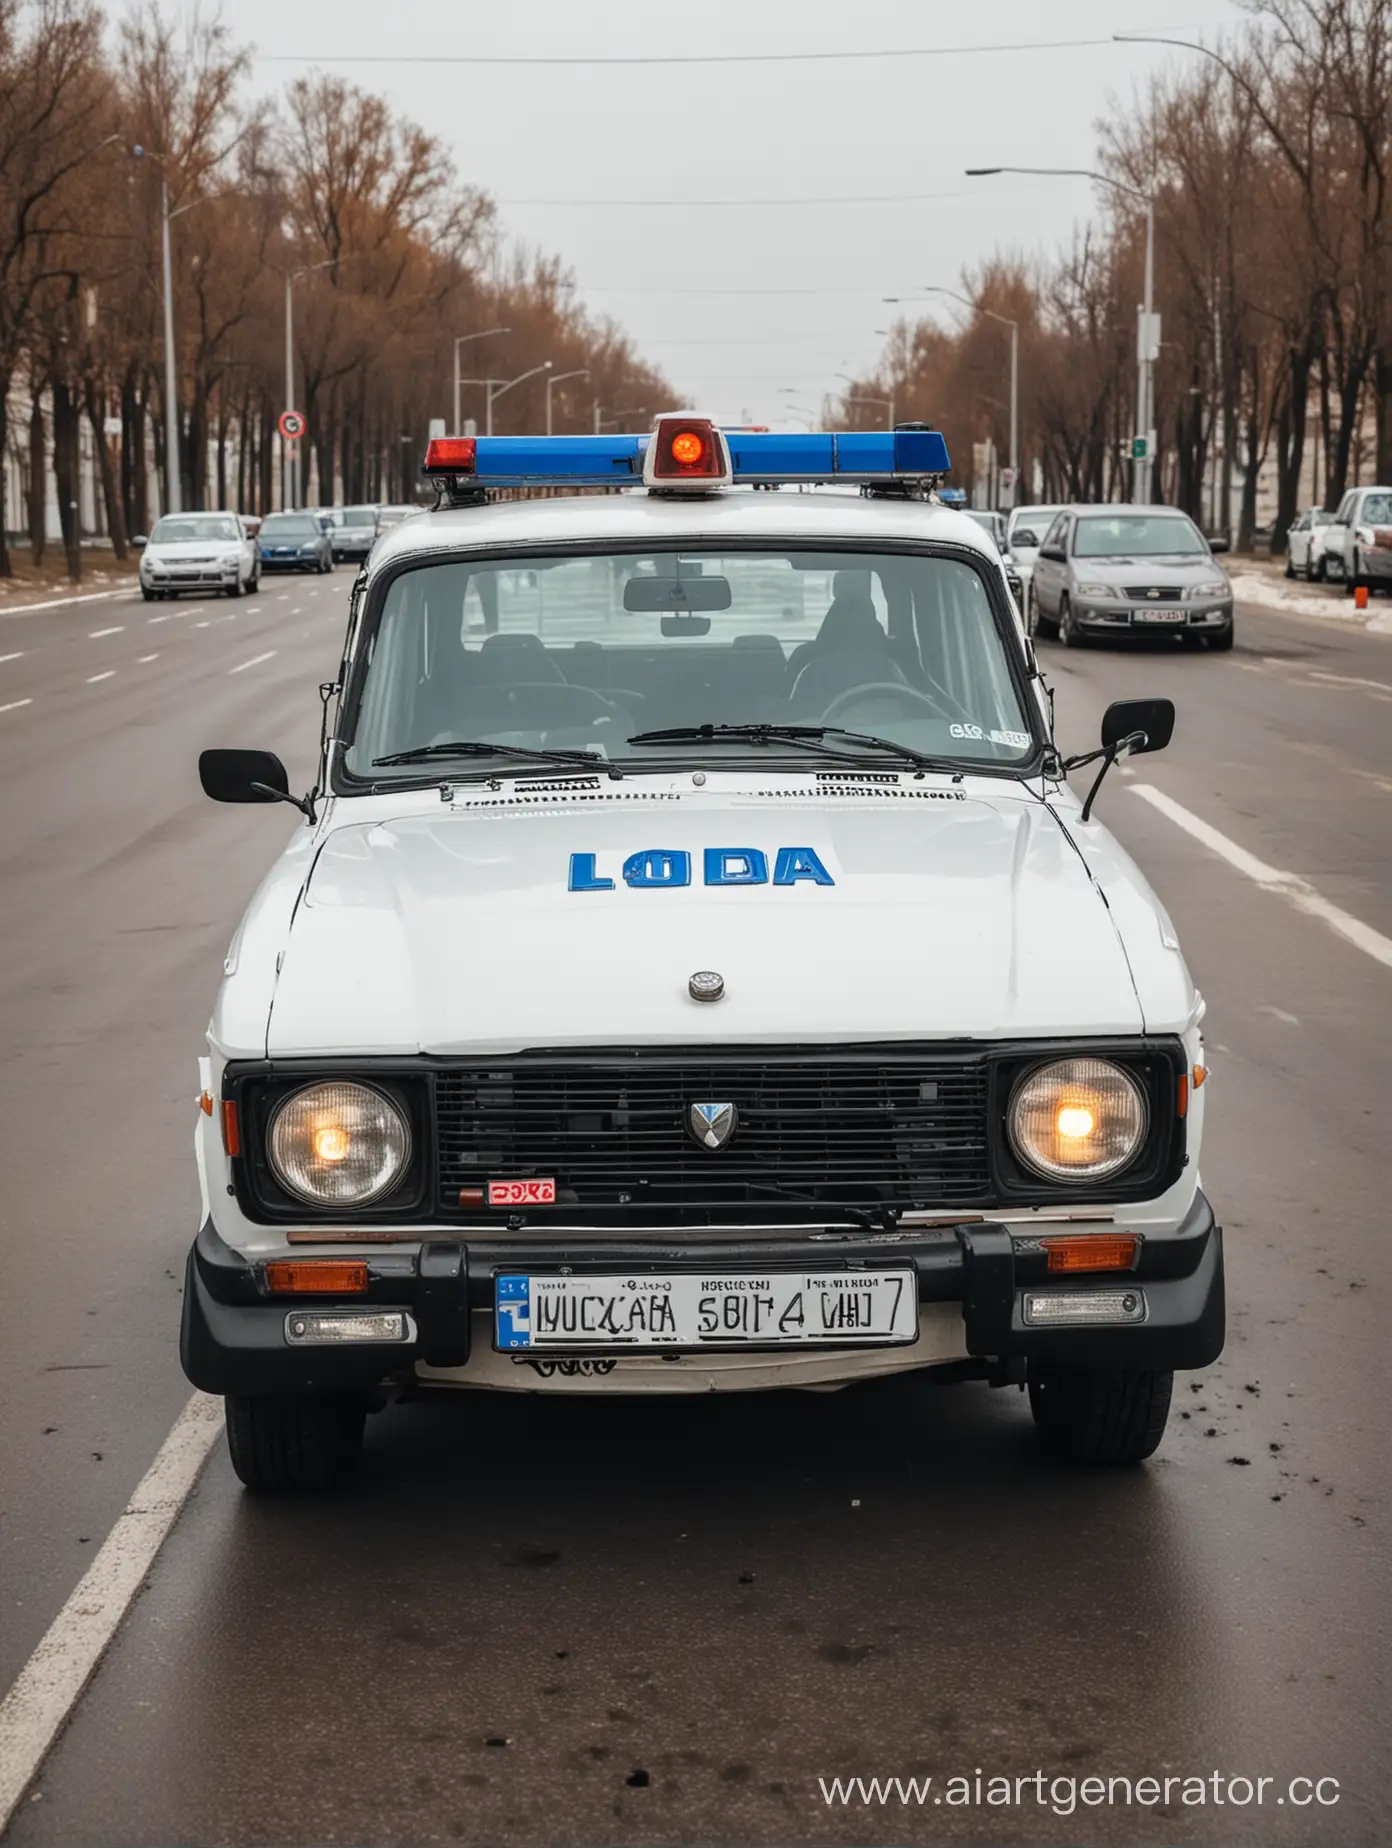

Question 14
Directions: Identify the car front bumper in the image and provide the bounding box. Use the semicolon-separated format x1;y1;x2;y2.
1074;600;1232;633
181;1190;1224;1396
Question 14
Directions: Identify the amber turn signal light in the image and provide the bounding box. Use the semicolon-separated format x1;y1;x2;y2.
264;1260;370;1295
1042;1234;1139;1273
221;1099;241;1157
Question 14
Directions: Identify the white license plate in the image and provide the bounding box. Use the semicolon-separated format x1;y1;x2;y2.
1133;606;1187;624
494;1270;919;1352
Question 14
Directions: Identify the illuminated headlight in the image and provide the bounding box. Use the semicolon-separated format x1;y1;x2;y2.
1007;1058;1148;1183
267;1081;411;1206
1076;582;1116;599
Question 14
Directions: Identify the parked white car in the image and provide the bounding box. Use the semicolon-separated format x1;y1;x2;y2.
1005;504;1064;615
136;512;259;600
185;418;1223;1490
1322;484;1392;594
1286;506;1338;582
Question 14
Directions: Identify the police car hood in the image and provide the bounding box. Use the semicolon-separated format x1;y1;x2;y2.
262;786;1151;1055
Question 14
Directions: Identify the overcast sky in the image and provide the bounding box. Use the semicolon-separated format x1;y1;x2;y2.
118;0;1248;425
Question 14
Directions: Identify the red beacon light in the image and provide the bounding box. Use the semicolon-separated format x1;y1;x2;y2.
423;436;477;474
642;414;731;491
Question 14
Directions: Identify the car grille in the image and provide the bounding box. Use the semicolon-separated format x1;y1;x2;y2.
1124;585;1184;600
435;1049;992;1220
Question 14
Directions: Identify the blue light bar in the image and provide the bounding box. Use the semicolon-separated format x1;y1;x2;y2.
440;429;951;490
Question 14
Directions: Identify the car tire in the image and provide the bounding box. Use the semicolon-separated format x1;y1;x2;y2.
226;576;243;599
1207;620;1235;651
1031;587;1059;641
1058;595;1085;647
1284;554;1295;579
1028;1363;1174;1464
141;585;155;602
224;1391;366;1492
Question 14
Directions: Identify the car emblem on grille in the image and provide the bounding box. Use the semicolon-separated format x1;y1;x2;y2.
1146;587;1160;598
689;1102;738;1150
688;969;724;1002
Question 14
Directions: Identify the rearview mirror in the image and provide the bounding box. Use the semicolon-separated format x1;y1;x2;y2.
1038;544;1066;562
199;748;290;804
1207;534;1230;554
131;534;148;549
1101;698;1174;757
1011;528;1039;548
623;575;732;612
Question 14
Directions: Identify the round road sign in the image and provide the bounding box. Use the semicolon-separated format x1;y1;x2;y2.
278;409;306;440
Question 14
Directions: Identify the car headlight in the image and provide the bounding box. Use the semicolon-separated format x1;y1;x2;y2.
1189;580;1229;599
267;1081;411;1206
1007;1058;1148;1183
1076;582;1116;599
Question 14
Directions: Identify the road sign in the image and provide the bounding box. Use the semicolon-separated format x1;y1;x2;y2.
278;409;306;440
1131;435;1149;461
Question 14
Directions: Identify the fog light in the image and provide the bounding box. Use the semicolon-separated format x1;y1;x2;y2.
1022;1289;1146;1326
284;1310;413;1344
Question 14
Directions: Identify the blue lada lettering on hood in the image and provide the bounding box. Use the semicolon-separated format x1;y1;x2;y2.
569;848;834;891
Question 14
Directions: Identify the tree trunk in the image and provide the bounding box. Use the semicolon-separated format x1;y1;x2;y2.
216;392;229;511
85;377;128;559
0;372;11;577
258;398;274;512
1272;345;1312;556
1375;342;1391;485
27;391;47;565
51;376;82;581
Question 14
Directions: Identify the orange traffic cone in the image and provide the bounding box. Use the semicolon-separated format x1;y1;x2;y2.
1354;584;1369;610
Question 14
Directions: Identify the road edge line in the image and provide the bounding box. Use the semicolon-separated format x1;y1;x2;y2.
0;1392;223;1831
1129;783;1392;971
0;587;141;619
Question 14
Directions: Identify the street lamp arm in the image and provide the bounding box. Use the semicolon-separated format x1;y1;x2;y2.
492;360;553;404
966;164;1151;206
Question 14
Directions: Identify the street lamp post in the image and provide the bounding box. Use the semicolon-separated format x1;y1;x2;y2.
885;288;1019;503
966;166;1155;502
545;368;589;437
131;147;183;514
453;328;510;436
460;362;553;435
277;259;335;510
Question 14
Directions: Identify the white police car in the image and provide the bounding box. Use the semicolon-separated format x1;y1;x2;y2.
185;415;1222;1489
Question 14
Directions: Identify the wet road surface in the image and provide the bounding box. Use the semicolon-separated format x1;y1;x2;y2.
0;582;1387;1843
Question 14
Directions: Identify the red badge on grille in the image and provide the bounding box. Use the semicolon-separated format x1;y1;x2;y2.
487;1178;557;1206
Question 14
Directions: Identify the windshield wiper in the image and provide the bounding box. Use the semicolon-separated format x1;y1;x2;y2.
372;740;609;771
626;722;964;773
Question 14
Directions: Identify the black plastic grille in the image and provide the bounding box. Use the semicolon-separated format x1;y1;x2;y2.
435;1051;991;1217
1123;585;1185;600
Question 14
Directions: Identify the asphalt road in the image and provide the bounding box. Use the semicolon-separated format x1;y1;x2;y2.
0;580;1387;1846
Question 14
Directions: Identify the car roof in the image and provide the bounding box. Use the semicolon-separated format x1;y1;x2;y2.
366;489;1004;575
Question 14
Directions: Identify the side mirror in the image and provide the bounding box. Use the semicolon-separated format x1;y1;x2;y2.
131;534;148;549
199;748;290;804
1039;544;1066;562
1207;534;1230;554
1101;697;1175;757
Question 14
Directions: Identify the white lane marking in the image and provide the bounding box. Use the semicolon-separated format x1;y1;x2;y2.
1259;1005;1301;1026
0;698;33;714
194;620;210;629
244;605;261;614
1130;784;1392;971
85;670;115;684
289;606;303;615
0;587;141;618
0;652;23;665
1308;669;1392;695
228;650;277;674
137;652;159;663
88;626;124;639
0;1393;222;1832
145;609;189;625
276;594;290;602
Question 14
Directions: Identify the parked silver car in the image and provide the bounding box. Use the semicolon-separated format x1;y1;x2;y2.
1005;504;1065;612
1029;506;1233;650
330;505;380;563
1286;506;1338;581
1322;485;1392;594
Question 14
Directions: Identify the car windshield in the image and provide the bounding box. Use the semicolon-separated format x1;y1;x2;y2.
1073;513;1207;558
1006;508;1061;550
150;516;239;543
343;547;1037;781
340;508;377;527
1362;492;1392;524
261;517;318;538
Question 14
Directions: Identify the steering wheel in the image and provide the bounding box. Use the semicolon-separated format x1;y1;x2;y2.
819;682;955;726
